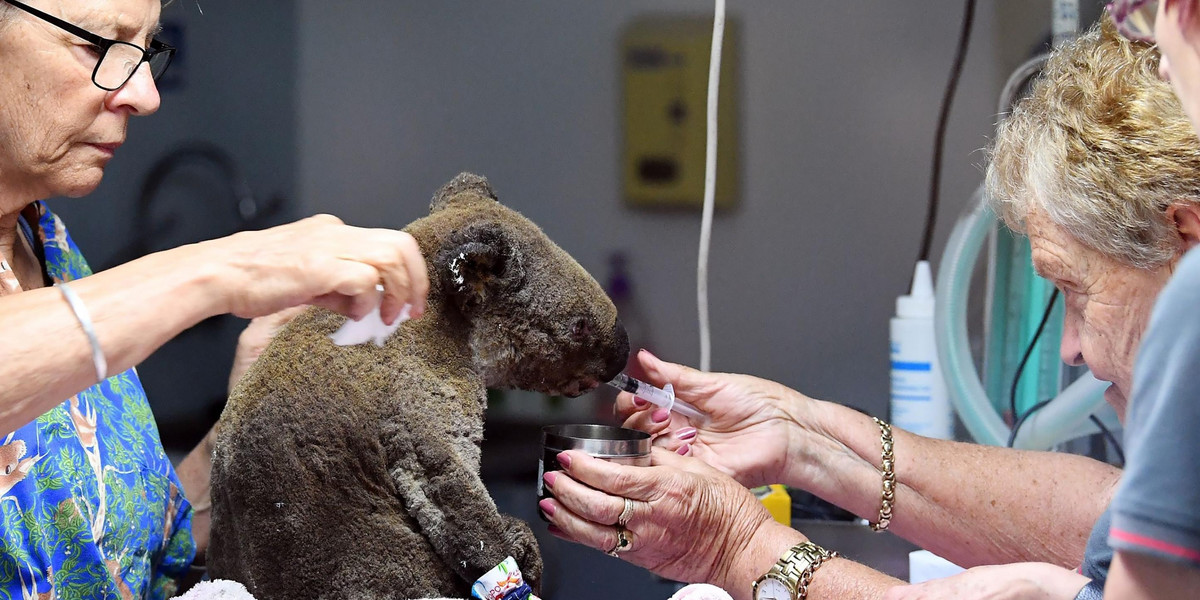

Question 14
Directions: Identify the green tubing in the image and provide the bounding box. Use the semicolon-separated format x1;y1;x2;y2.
935;186;1010;446
935;186;1107;449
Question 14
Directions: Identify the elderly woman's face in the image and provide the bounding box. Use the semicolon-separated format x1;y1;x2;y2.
1027;210;1174;415
0;0;161;200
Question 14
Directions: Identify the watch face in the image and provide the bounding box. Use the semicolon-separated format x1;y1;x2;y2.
755;576;792;600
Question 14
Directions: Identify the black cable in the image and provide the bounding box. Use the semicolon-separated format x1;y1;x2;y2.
917;0;978;264
1007;289;1060;448
1089;414;1126;466
1008;398;1054;448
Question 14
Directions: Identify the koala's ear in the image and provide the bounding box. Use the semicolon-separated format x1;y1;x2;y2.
430;172;498;214
439;225;525;314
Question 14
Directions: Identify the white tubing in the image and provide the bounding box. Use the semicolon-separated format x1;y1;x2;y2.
935;185;1108;449
697;0;725;373
1011;372;1109;449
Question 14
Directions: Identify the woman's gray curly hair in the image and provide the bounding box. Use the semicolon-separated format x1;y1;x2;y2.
987;19;1200;269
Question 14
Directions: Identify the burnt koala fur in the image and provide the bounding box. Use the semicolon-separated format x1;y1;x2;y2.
207;173;629;600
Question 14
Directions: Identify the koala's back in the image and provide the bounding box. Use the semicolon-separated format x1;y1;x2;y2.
208;307;488;599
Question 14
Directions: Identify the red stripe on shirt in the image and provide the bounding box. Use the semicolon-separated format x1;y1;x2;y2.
1111;527;1200;562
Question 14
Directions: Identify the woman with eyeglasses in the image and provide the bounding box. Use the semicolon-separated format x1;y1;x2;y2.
0;1;428;598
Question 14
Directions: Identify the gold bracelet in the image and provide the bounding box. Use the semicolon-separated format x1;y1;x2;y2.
869;417;895;532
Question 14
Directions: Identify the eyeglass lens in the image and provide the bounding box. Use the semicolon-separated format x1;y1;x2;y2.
93;42;172;90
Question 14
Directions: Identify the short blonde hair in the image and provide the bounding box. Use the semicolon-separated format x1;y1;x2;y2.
987;19;1200;269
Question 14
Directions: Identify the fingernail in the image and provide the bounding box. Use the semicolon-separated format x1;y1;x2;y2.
539;498;557;517
651;409;670;423
543;471;558;489
675;428;697;441
639;348;659;361
677;444;691;456
557;452;572;469
632;396;648;408
547;524;566;538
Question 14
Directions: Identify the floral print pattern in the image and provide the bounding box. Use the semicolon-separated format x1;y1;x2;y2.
0;202;195;600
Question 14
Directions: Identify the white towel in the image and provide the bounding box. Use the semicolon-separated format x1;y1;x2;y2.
669;583;734;600
170;580;256;600
330;303;413;347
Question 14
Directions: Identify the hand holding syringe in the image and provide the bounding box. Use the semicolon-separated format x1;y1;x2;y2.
607;373;709;424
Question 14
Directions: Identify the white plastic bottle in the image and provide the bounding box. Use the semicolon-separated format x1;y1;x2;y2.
890;261;954;439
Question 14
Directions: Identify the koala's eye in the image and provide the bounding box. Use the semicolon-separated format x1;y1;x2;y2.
570;318;593;341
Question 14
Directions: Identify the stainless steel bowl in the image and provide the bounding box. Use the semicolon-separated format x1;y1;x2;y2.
538;424;651;512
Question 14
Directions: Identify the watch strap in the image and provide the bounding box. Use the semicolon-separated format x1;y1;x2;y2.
754;541;838;600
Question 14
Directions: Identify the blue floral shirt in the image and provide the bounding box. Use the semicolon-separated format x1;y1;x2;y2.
0;201;196;600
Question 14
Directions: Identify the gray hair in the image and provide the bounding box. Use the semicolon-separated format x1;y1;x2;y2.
986;20;1200;269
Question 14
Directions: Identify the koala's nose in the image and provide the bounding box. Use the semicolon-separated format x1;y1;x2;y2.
603;319;630;381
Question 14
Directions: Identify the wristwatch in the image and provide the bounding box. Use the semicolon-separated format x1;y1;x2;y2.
752;542;838;600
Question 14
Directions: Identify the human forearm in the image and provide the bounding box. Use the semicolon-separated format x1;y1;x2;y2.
1105;551;1200;599
885;562;1090;600
0;244;224;432
2;214;432;434
719;520;902;600
177;426;217;560
785;401;1120;568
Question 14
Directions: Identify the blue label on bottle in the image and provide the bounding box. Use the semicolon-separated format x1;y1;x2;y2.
890;361;932;372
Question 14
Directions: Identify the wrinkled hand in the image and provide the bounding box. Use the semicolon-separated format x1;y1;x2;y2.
615;350;809;488
227;305;308;394
539;447;775;588
882;563;1090;600
201;214;429;324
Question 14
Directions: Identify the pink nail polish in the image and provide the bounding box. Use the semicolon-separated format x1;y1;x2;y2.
547;524;566;537
543;471;558;488
557;452;572;469
675;428;697;441
539;499;557;517
639;348;660;361
632;396;648;408
677;444;691;456
651;409;670;423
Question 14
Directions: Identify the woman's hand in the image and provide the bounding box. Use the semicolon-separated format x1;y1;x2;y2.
882;563;1091;600
538;447;782;590
227;305;308;394
615;350;811;488
198;214;429;324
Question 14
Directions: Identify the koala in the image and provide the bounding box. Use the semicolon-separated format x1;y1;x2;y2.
206;173;630;600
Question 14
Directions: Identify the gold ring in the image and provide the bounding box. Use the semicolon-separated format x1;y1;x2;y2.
605;526;632;557
617;497;635;527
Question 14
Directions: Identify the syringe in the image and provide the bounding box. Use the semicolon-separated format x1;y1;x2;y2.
607;373;708;423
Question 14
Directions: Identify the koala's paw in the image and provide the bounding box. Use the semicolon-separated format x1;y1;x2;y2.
501;515;543;593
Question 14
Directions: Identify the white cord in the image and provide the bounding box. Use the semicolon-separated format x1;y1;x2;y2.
697;0;725;373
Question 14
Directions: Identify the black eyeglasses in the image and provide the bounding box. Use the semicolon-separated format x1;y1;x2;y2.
2;0;175;91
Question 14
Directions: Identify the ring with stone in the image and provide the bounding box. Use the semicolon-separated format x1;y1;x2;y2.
606;525;632;557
